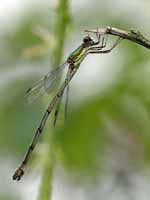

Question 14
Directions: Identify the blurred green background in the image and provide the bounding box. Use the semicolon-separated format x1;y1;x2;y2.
0;0;149;200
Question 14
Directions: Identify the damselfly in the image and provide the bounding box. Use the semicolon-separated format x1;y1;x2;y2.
13;31;121;181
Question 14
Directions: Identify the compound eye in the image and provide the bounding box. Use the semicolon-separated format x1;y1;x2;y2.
83;36;92;43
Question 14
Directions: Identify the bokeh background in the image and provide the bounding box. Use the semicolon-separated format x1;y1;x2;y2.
0;0;149;200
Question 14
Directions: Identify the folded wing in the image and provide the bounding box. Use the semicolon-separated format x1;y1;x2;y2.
26;62;68;103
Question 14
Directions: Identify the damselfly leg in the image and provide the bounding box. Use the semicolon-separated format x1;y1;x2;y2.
88;37;122;54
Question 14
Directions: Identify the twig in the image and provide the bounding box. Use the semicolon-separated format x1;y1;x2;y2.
85;26;150;49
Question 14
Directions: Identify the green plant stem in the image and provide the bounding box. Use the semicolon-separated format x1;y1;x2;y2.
38;1;71;200
53;0;71;67
37;133;53;200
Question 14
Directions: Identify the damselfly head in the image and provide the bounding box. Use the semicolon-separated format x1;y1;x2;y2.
83;35;94;46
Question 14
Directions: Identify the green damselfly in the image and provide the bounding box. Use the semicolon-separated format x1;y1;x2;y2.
13;32;121;181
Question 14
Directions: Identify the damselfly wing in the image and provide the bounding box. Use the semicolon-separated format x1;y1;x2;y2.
26;61;68;103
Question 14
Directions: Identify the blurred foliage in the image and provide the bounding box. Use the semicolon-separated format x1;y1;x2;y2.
0;195;17;200
52;34;149;177
53;58;149;175
7;17;41;58
0;15;47;156
0;0;149;200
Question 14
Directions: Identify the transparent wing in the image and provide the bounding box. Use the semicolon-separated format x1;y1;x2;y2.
26;61;68;103
53;92;63;127
53;67;72;126
64;68;72;120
